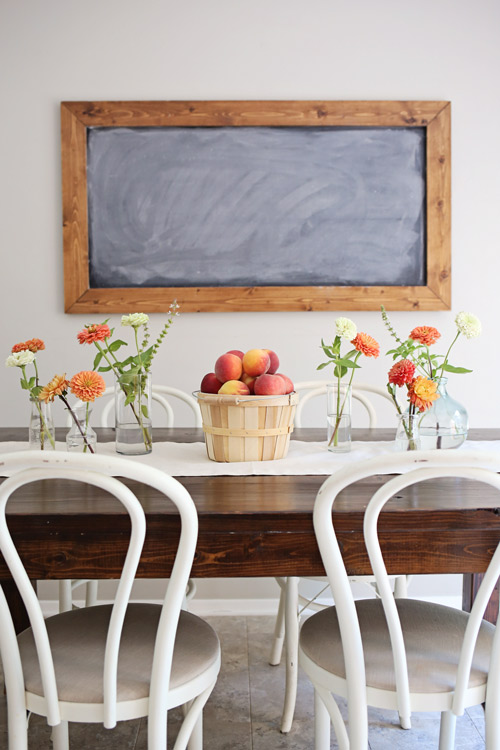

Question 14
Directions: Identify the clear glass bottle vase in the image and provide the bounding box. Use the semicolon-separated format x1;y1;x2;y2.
66;404;97;453
417;377;468;450
115;371;152;455
395;413;421;451
326;383;352;453
29;396;55;450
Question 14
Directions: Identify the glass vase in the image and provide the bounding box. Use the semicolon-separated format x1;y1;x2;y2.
115;371;152;455
417;377;468;450
395;413;421;451
326;383;352;453
29;396;55;450
66;404;97;453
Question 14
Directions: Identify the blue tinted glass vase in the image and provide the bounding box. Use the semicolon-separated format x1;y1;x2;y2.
417;377;468;450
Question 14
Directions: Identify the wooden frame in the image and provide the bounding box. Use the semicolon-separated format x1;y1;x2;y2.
61;100;451;313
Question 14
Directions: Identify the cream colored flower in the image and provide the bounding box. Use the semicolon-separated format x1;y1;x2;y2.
335;317;357;340
455;311;481;339
6;350;36;367
121;313;149;328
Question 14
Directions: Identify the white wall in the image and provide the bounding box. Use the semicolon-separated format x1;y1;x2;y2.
2;0;499;608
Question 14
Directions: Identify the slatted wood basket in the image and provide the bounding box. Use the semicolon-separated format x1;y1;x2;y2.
196;391;298;462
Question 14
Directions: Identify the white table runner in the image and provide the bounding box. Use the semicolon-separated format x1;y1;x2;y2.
2;440;500;476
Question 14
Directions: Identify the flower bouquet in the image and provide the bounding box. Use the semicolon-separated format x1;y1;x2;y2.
382;307;481;449
77;304;179;454
318;317;380;450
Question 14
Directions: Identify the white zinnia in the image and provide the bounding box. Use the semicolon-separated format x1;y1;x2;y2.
121;313;149;328
455;311;481;339
335;317;357;340
5;350;36;367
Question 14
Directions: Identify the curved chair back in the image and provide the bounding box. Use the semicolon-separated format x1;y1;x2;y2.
0;450;198;733
294;380;393;428
312;450;500;748
67;385;202;428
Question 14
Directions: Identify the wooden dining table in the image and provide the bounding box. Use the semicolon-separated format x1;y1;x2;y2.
1;426;500;632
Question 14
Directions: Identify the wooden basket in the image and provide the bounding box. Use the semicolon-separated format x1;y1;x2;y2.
196;391;298;462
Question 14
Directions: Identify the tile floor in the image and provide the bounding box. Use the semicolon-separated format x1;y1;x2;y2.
0;616;487;749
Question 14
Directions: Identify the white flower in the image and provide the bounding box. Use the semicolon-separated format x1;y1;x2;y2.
335;317;357;341
121;313;149;328
455;311;481;339
5;350;36;368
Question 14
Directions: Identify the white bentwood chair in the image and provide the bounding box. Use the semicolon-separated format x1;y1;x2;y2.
0;451;220;750
270;381;409;733
61;385;202;614
299;450;500;750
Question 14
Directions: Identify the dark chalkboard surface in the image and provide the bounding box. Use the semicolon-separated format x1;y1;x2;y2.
87;125;426;289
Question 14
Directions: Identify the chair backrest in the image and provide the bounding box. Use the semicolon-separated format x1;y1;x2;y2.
294;380;393;428
67;384;202;428
312;450;500;748
0;451;198;730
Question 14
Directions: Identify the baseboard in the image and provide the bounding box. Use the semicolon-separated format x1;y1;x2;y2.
40;594;462;618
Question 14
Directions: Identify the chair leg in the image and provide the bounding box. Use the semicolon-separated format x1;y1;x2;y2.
171;683;215;750
314;689;331;750
280;576;299;733
438;710;457;750
85;580;98;607
6;707;28;750
394;575;409;599
269;582;286;666
58;581;73;613
51;720;70;750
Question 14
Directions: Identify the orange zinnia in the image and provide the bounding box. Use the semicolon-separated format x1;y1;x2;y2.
388;359;416;387
409;326;441;346
351;332;380;358
70;371;106;402
77;324;111;345
12;338;45;353
408;376;439;412
39;374;70;403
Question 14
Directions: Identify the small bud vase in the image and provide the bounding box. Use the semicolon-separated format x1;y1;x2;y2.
395;413;421;451
417;377;468;450
115;372;152;455
29;396;55;450
326;383;352;453
66;404;97;453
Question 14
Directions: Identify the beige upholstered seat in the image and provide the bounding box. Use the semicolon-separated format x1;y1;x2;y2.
19;605;220;703
300;599;494;694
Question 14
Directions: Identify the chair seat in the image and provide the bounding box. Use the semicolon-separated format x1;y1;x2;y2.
300;598;494;694
18;604;220;703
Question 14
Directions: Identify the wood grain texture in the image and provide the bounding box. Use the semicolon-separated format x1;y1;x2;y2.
61;100;452;313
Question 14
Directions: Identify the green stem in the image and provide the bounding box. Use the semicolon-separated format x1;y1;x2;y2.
328;354;359;447
438;331;461;378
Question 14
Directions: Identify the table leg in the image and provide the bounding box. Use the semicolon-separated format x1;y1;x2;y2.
462;573;498;624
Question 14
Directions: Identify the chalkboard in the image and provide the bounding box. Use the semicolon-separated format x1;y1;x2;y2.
87;125;426;289
61;101;451;313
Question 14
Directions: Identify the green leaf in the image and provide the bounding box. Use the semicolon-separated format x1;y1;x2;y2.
124;393;136;406
333;364;347;378
440;364;473;374
93;351;103;370
317;361;332;371
141;404;149;419
334;358;361;369
108;339;127;352
97;364;112;372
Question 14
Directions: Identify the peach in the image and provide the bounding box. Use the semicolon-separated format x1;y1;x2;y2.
227;349;244;360
200;372;223;394
242;348;271;377
241;372;257;394
275;373;294;394
264;349;280;374
254;373;286;396
214;352;243;383
218;380;250;395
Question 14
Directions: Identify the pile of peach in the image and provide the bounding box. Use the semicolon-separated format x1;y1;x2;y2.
200;349;294;396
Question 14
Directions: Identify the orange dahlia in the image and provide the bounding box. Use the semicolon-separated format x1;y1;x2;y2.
39;374;70;403
409;326;441;346
77;324;111;345
12;338;45;353
351;332;380;358
388;359;416;387
70;371;106;402
408;376;439;412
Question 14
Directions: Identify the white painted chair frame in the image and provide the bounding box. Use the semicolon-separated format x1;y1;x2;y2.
298;450;500;750
0;451;220;750
61;385;202;613
270;380;408;733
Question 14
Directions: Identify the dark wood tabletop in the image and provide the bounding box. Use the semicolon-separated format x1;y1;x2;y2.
1;426;500;581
